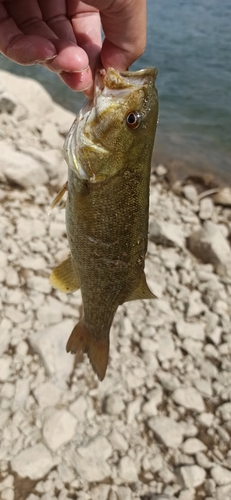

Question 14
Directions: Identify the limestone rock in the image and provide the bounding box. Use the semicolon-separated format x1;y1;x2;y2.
73;436;112;482
178;465;206;488
148;416;184;448
172;387;205;412
0;142;49;188
118;456;138;483
43;410;76;451
188;221;231;276
29;319;75;388
211;465;231;485
11;444;53;480
149;220;185;248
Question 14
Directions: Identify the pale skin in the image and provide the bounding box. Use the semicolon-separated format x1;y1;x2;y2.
0;0;146;96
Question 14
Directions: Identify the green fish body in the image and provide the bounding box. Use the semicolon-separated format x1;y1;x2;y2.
50;67;158;380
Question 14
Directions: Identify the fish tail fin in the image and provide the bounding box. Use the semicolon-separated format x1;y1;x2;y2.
66;319;109;381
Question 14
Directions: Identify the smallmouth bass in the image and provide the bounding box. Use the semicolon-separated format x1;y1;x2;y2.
50;67;158;380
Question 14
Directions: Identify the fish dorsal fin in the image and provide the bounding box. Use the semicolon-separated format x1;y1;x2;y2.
51;182;68;210
125;272;156;302
49;255;80;293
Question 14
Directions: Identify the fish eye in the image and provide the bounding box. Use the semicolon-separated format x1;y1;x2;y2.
125;111;141;129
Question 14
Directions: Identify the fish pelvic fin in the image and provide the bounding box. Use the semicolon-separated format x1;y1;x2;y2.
66;319;109;381
49;255;80;293
51;182;68;210
125;271;156;302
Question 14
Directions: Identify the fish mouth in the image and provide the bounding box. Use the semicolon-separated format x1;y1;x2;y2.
94;67;158;99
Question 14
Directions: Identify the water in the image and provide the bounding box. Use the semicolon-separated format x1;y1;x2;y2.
0;0;230;181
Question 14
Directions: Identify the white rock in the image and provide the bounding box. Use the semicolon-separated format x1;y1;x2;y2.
199;197;214;220
193;378;212;397
197;412;214;427
178;465;206;488
156;371;180;391
216;485;231;500
181;438;207;455
217;402;231;421
11;443;53;480
142;388;163;417
178;489;195;500
19;256;47;271
90;485;110;500
29;319;75;388
33;381;61;408
41;123;62;149
104;394;125;415
43;410;76;451
27;276;51;294
158;332;175;361
0;357;11;382
0;409;10;427
49;222;66;239
70;395;88;421
211;465;231;485
126;397;143;423
118;456;138;483
108;431;128;452
116;486;132;500
188;221;231;277
156;164;168;176
183;185;198;202
0;142;48;188
5;268;19;287
1;488;14;500
14;379;30;409
150;220;185;248
0;70;53;117
172;387;205;412
214;187;231;206
196;452;213;469
36;299;63;325
73;436;112;482
176;321;205;341
148;416;184;448
0;319;12;355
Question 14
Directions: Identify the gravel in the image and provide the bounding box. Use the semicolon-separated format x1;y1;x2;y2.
1;69;231;499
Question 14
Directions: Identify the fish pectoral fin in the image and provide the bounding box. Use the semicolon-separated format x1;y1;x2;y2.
66;319;109;381
49;255;80;293
125;272;156;302
51;182;68;210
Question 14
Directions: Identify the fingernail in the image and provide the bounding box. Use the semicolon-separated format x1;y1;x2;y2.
44;54;57;61
62;65;90;74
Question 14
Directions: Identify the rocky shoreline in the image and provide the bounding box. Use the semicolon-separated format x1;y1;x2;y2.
0;70;231;500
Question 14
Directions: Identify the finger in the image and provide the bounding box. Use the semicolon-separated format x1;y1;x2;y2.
6;0;59;41
67;1;102;74
44;39;90;73
0;4;56;63
82;0;146;70
38;0;76;43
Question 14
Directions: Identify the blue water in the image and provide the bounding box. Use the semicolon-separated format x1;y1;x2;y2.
0;0;230;181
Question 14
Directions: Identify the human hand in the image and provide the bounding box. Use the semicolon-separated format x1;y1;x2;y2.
0;0;146;96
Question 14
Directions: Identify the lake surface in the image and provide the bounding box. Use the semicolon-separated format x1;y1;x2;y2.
0;0;230;182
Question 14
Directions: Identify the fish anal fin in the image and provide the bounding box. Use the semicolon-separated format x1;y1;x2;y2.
49;255;80;293
66;319;109;381
125;272;156;302
51;182;68;210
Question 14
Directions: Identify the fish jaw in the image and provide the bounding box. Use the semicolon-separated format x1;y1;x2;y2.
63;66;158;184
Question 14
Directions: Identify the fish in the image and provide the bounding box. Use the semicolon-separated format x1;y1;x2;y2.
50;66;158;381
